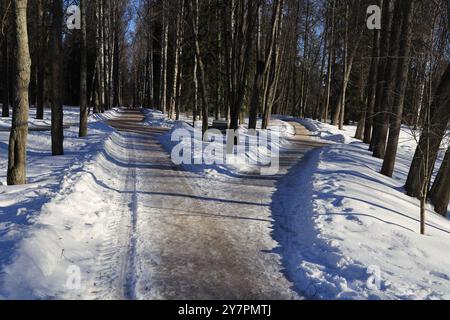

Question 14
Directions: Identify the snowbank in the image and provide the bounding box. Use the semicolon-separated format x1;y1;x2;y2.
144;112;295;177
0;108;120;299
278;118;450;299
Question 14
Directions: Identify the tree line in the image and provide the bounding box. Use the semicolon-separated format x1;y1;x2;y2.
1;0;449;225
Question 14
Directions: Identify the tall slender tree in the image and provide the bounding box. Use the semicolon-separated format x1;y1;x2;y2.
7;0;31;185
51;0;64;155
1;0;10;118
381;0;415;176
79;0;88;137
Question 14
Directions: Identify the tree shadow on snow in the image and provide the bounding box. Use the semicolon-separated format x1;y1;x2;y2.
269;148;374;300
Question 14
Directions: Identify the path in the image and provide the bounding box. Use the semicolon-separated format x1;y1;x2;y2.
98;109;326;300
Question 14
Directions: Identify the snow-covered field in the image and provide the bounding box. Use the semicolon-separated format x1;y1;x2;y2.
282;119;450;299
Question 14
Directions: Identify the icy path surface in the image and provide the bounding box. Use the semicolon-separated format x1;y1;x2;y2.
102;110;326;300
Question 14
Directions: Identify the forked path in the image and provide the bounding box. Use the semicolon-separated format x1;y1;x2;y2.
103;109;326;300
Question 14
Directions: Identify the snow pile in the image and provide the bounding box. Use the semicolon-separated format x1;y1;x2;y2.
295;118;357;144
0;108;120;299
141;108;176;129
147;114;295;177
275;119;450;299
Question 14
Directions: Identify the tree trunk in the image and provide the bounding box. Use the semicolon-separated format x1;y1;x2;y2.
373;0;404;159
248;1;263;130
430;147;450;216
370;0;394;151
363;26;381;144
405;64;450;198
262;0;283;129
79;0;88;137
7;0;30;185
355;65;367;140
51;0;64;155
189;0;208;135
332;3;349;129
323;0;335;123
381;0;414;177
36;0;45;120
331;24;362;128
1;12;9;118
160;0;169;114
170;0;184;120
112;2;120;108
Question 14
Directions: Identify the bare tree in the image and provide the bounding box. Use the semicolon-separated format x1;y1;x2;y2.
7;0;31;185
381;0;415;177
79;0;88;137
189;0;208;135
50;0;64;155
261;0;284;129
1;0;11;118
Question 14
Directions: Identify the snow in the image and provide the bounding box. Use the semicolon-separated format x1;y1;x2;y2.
0;107;119;299
276;118;450;299
0;109;299;299
146;111;295;177
0;107;449;300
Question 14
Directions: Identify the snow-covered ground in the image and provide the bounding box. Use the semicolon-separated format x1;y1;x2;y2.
278;119;450;299
1;107;449;300
0;108;301;299
0;107;121;299
143;109;295;177
143;113;450;299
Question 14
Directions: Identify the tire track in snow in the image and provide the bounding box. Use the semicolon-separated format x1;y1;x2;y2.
123;135;139;300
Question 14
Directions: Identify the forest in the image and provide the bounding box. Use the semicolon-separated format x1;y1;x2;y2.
0;0;449;300
3;0;448;215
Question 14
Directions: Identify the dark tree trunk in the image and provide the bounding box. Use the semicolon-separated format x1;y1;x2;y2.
112;4;120;108
373;0;403;159
7;0;31;185
36;0;45;120
262;0;283;129
189;0;209;135
381;0;415;177
51;0;64;155
248;2;263;130
363;25;381;144
79;0;88;137
1;22;9;118
229;0;257;131
1;0;10;118
370;0;394;151
405;64;450;198
430;147;450;216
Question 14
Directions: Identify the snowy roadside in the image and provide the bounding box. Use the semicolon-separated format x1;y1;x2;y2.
0;107;123;299
277;118;450;299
